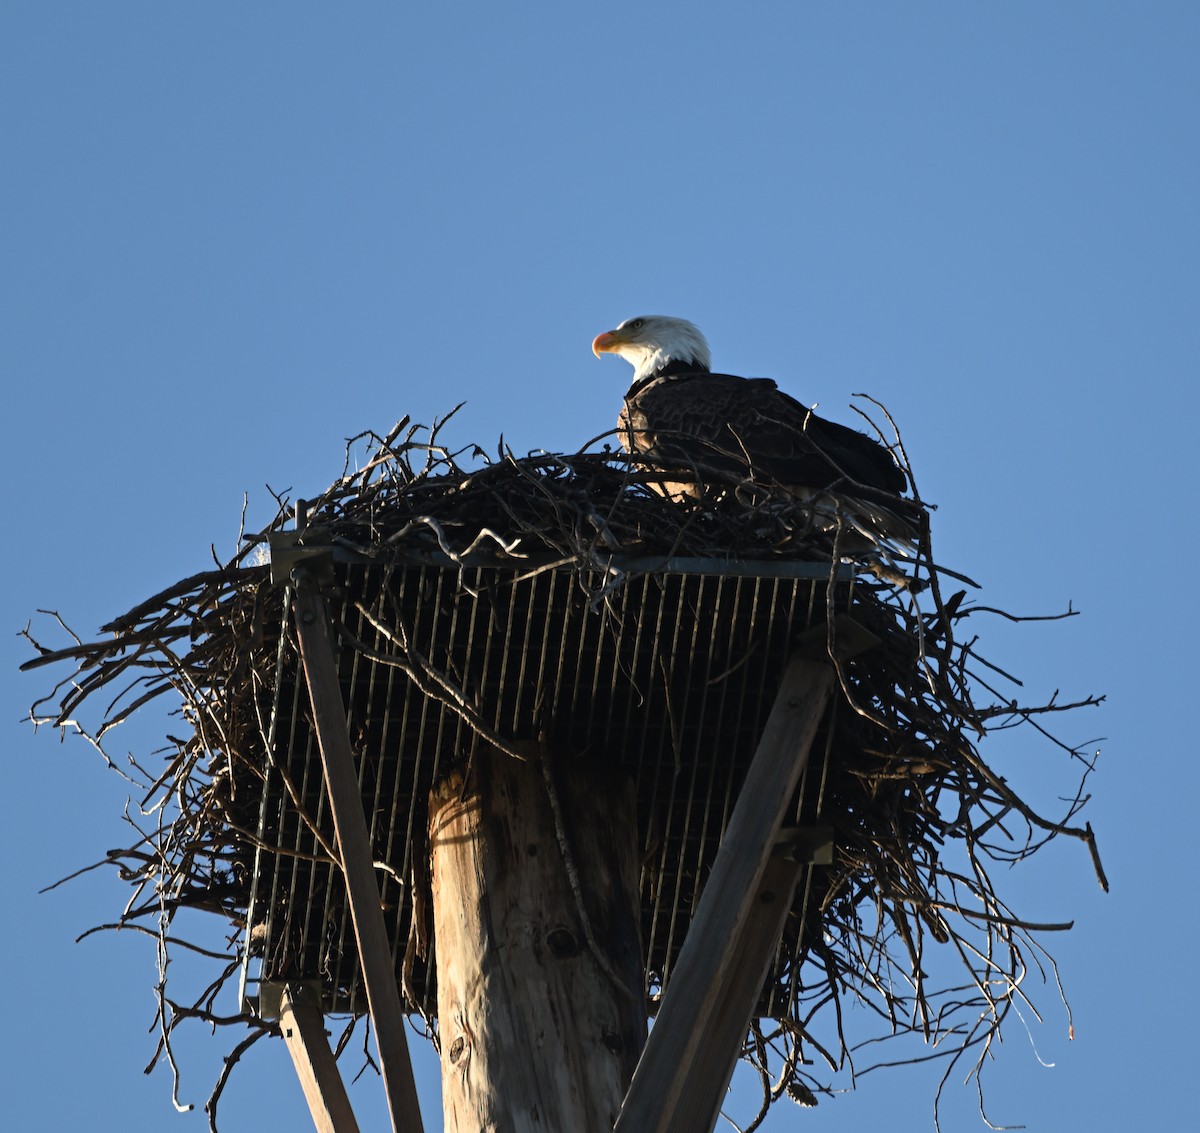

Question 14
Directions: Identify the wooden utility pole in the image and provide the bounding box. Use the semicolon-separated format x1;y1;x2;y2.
429;744;646;1133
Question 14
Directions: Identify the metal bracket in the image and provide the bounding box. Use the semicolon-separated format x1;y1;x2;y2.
254;978;327;1021
794;613;881;661
269;531;337;588
774;824;835;865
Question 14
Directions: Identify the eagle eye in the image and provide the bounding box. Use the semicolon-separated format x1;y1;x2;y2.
630;318;644;330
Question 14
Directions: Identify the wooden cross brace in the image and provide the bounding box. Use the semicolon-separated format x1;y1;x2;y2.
614;656;836;1133
291;567;425;1133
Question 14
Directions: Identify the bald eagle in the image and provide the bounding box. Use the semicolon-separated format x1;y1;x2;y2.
592;315;918;543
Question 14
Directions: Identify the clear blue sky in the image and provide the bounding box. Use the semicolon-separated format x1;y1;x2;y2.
4;3;1196;1130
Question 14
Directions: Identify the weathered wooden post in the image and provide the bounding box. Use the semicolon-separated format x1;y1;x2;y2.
277;982;362;1133
429;743;646;1132
291;566;425;1132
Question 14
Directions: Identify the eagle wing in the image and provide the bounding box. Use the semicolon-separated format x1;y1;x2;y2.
619;372;905;495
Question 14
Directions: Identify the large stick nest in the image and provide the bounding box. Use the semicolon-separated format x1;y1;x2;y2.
22;406;1106;1129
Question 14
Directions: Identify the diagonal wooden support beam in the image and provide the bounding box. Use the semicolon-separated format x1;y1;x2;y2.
278;982;362;1133
672;854;805;1132
292;568;425;1133
614;656;834;1133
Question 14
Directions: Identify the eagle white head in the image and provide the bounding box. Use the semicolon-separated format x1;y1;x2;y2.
592;316;712;383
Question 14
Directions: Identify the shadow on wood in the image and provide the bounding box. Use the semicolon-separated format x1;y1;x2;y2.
430;744;646;1133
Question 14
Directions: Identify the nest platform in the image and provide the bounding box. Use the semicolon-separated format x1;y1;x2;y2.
23;417;1105;1123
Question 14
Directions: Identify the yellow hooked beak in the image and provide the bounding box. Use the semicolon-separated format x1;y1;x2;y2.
591;329;624;358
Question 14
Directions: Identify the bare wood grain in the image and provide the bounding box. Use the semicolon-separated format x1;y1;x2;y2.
279;982;361;1133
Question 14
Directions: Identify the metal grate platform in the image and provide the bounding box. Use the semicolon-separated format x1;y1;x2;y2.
244;551;851;1019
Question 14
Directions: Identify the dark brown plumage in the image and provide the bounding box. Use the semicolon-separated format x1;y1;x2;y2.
619;367;906;496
